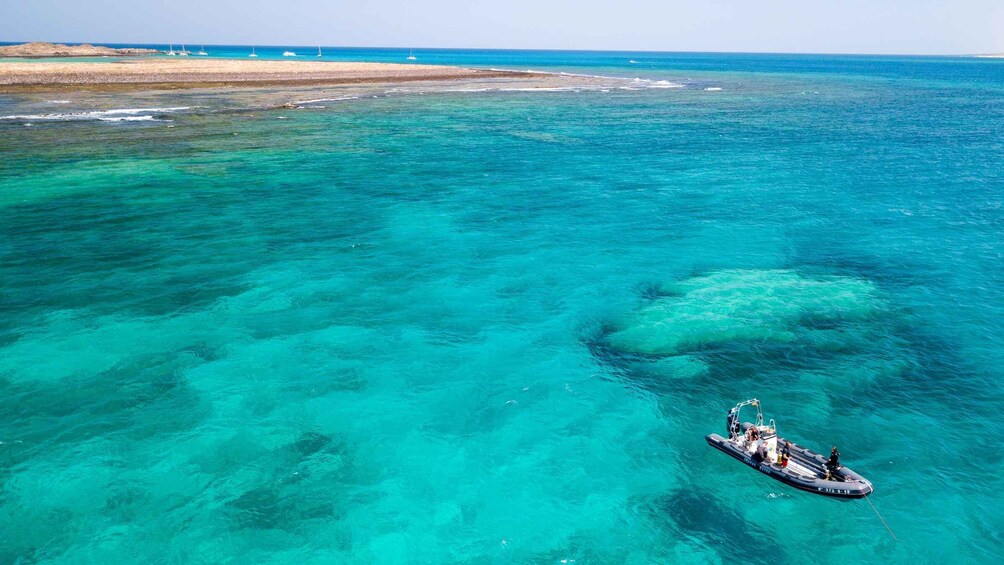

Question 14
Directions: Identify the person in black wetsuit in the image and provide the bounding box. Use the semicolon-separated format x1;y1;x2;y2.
828;447;840;468
825;446;841;479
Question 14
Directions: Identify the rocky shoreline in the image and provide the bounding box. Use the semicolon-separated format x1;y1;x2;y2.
0;42;160;58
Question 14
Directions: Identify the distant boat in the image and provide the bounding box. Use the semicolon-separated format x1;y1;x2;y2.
179;44;190;56
198;45;208;56
249;45;258;58
167;44;176;56
407;49;416;61
283;50;297;57
629;59;639;64
317;45;322;58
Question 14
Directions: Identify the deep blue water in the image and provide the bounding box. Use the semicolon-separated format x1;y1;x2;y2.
1;48;1003;563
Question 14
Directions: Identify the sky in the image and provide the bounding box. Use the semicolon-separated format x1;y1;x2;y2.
1;0;1002;55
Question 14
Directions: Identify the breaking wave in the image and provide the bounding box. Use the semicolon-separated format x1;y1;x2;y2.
0;106;191;122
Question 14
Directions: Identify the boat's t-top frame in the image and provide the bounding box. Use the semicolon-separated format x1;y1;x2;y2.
733;398;764;428
729;399;781;477
734;397;779;433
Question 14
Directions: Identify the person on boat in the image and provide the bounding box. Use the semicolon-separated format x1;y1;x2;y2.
755;441;769;464
827;446;840;469
824;446;841;479
780;441;791;468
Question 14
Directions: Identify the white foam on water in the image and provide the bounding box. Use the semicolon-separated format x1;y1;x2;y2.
97;115;165;122
498;87;578;92
293;96;359;104
0;106;191;122
90;107;190;115
557;71;626;80
704;87;723;91
47;100;71;104
649;80;685;89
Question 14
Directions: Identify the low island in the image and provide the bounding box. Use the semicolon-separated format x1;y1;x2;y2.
0;41;160;58
0;46;534;92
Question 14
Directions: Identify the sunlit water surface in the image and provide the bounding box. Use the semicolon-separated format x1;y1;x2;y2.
1;51;1003;563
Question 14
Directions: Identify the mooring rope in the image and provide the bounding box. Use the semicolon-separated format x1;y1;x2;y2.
864;493;897;541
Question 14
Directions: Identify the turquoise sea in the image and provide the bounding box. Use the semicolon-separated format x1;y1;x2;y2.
1;48;1003;563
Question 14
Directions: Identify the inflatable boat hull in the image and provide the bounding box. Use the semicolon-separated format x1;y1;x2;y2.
706;432;874;499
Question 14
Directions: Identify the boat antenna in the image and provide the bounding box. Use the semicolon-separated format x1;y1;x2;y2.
863;494;897;541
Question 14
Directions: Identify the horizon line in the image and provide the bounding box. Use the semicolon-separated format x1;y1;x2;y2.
0;39;999;58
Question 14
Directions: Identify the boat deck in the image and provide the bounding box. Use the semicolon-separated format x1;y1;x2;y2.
783;457;820;480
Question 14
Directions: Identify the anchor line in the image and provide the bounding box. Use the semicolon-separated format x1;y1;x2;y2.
864;493;897;541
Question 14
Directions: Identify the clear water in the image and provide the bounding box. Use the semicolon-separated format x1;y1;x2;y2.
1;49;1003;563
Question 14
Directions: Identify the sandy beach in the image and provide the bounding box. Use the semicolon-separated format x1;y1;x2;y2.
0;58;531;92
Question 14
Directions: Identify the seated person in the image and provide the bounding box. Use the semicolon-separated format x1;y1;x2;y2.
779;441;791;468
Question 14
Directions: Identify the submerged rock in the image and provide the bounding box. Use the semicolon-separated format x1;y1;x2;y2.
608;269;878;356
290;431;332;457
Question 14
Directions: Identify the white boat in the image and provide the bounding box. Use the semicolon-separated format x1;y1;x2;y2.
167;44;176;56
249;45;258;58
283;50;297;57
179;44;190;56
407;49;416;61
316;46;322;58
198;45;208;56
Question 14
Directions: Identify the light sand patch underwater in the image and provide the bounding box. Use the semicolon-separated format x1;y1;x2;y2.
607;269;882;357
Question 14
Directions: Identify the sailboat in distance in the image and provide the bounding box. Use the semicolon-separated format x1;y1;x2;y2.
249;45;258;58
198;45;208;56
317;45;322;58
179;44;190;56
407;49;416;60
167;44;176;56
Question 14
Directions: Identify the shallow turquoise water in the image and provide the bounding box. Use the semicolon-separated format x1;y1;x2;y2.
1;53;1003;562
